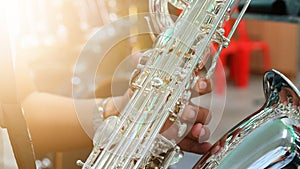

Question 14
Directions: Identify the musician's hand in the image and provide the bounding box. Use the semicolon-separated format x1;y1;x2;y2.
101;78;213;155
160;78;213;154
97;53;213;155
178;78;212;154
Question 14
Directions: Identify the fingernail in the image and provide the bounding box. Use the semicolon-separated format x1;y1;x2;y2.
187;109;196;119
211;145;221;154
192;123;202;138
199;81;207;90
200;128;206;137
198;128;206;143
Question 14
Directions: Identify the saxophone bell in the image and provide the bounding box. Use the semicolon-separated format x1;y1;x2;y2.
194;69;300;169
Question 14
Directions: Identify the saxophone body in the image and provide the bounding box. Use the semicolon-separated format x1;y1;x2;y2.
194;69;300;169
78;0;251;168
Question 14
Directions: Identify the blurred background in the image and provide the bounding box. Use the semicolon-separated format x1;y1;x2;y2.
0;0;300;168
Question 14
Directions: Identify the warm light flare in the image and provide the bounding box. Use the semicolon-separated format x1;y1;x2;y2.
2;0;130;49
3;0;20;37
2;0;76;48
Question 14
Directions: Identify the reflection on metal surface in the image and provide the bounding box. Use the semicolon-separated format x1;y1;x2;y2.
194;69;300;169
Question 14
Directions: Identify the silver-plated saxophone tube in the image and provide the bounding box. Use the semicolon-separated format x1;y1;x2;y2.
78;0;251;168
194;69;300;169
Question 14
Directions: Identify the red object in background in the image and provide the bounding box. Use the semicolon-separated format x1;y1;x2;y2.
216;19;271;93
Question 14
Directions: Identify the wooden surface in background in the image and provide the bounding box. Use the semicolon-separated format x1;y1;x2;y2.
246;19;298;78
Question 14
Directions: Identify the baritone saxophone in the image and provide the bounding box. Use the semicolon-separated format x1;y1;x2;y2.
77;0;252;168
